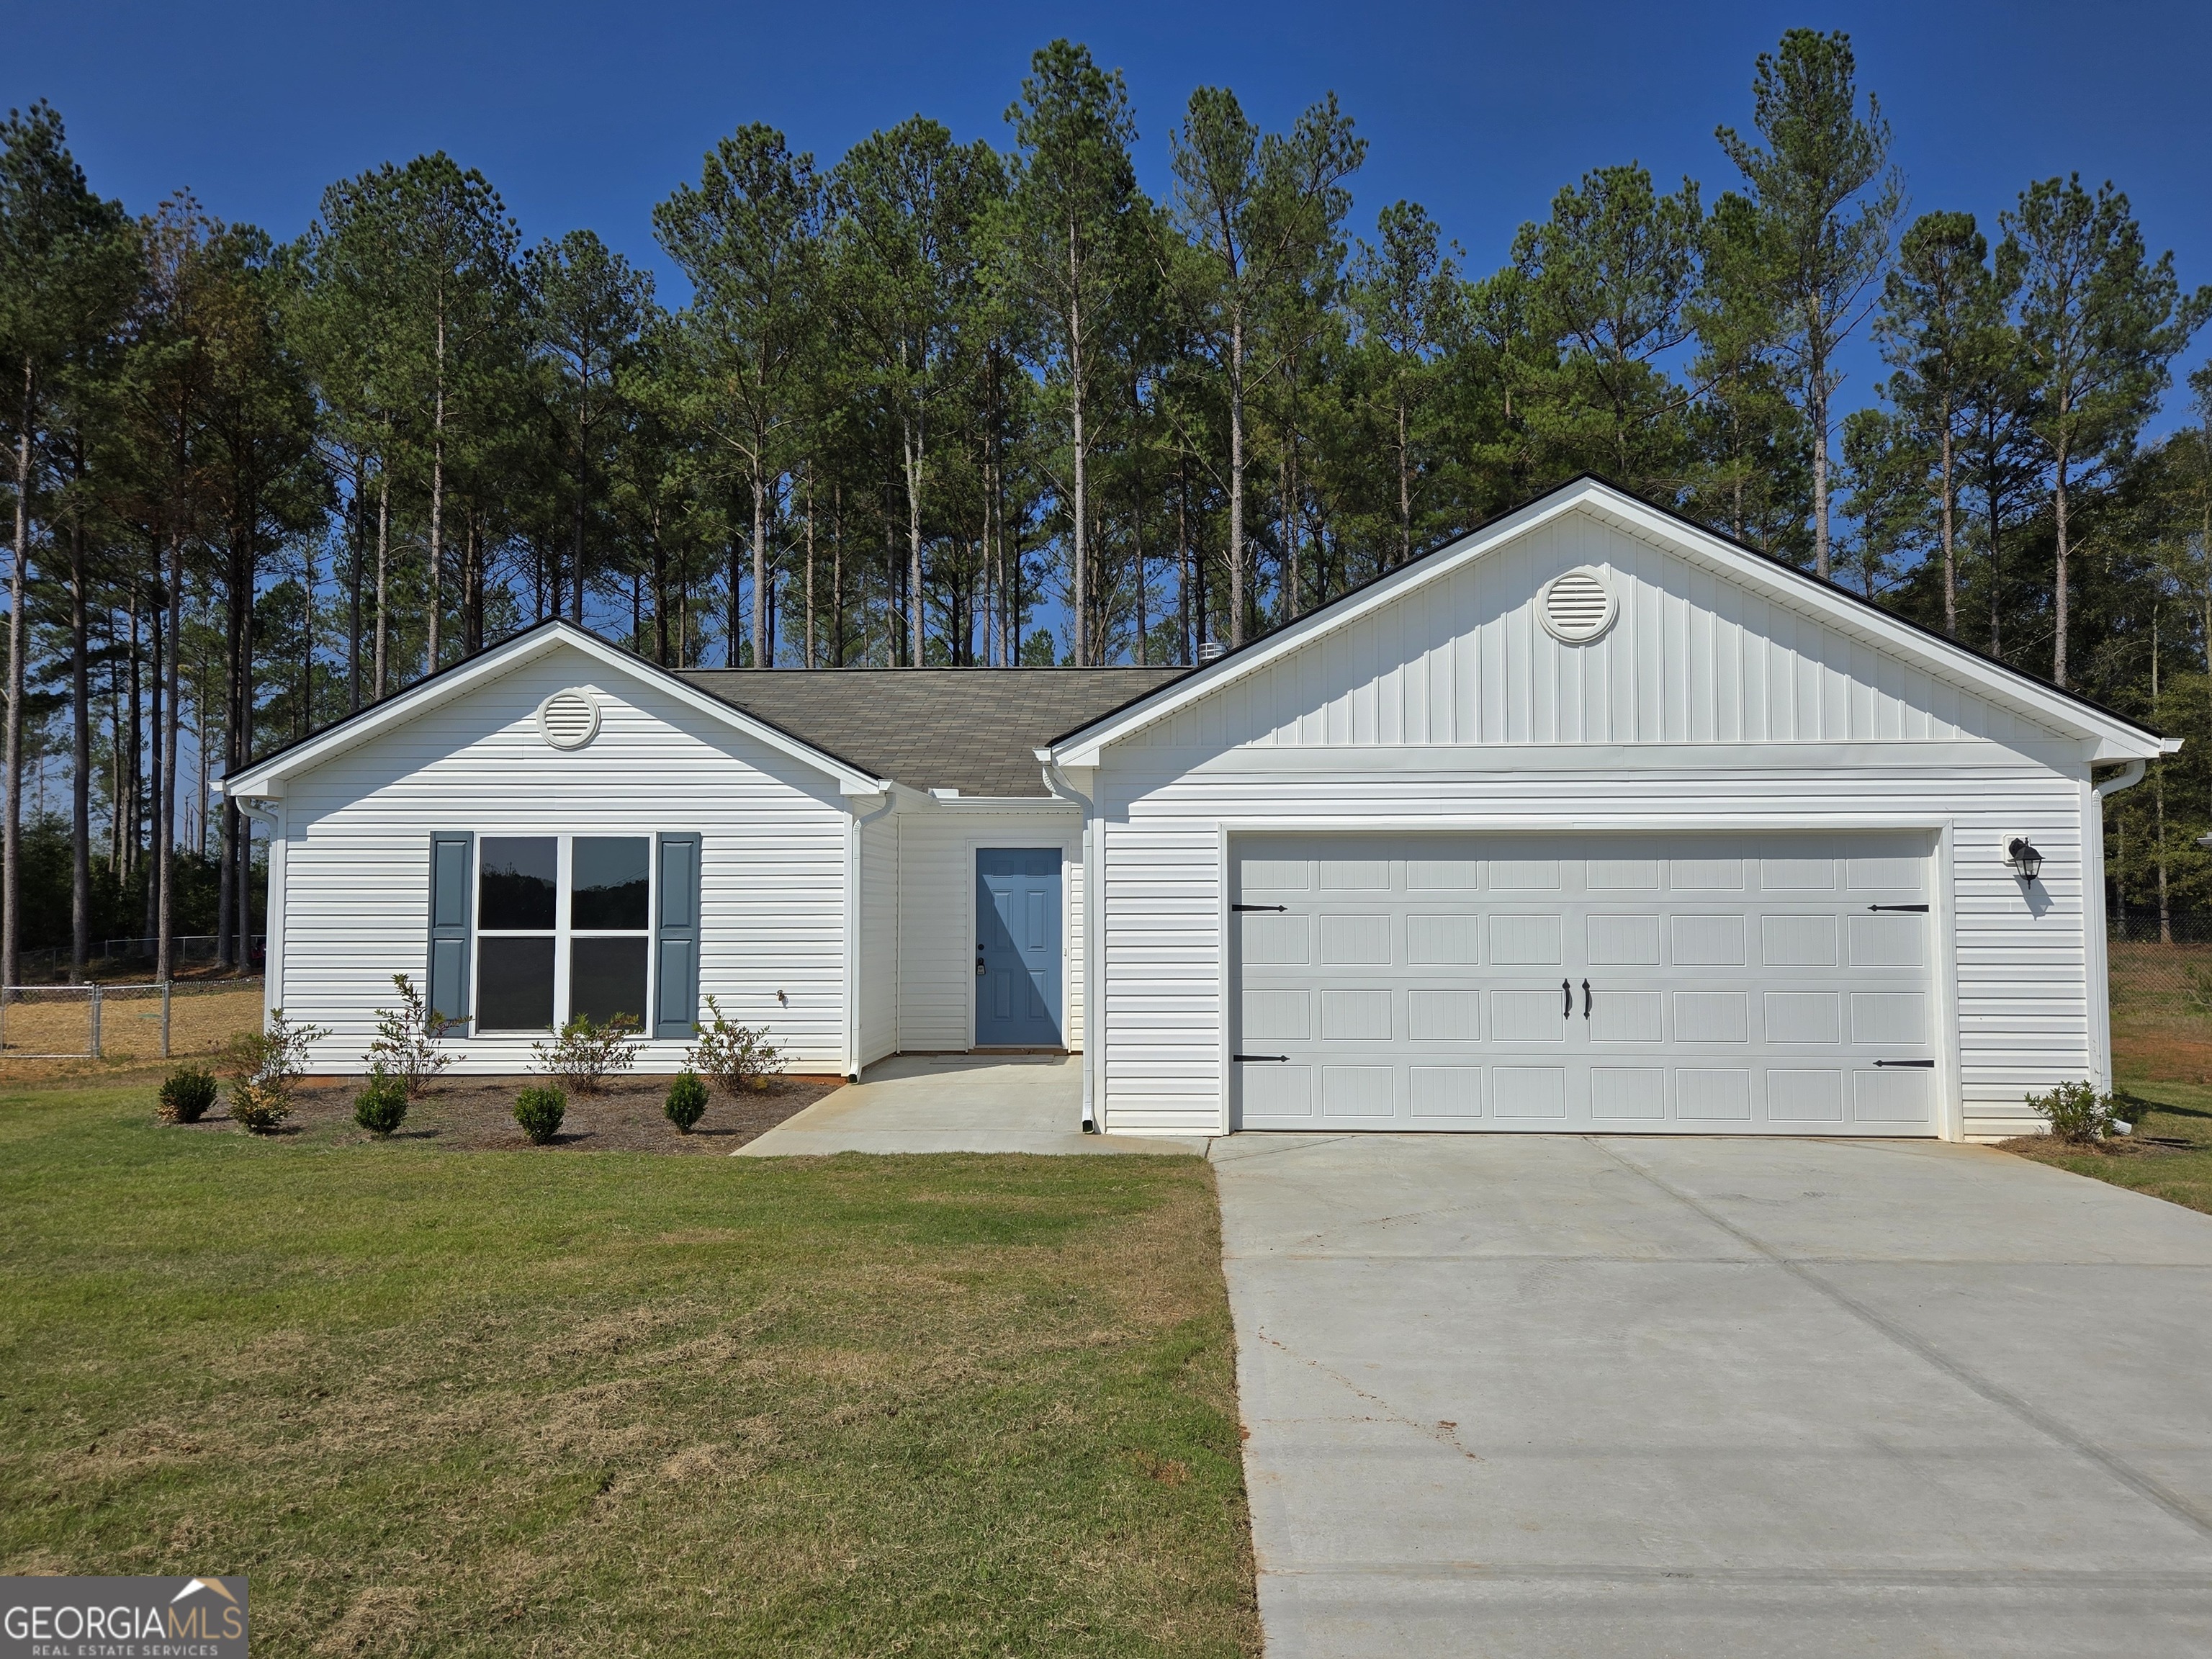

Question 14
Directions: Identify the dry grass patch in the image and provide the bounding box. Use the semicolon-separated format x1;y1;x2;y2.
0;1071;1257;1656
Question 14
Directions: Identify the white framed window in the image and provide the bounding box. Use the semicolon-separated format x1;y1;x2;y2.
475;835;654;1032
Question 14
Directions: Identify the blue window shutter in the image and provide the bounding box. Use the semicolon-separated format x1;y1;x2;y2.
655;833;701;1040
427;832;473;1037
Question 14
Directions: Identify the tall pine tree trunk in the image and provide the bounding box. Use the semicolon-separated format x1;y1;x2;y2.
1067;218;1088;667
1938;415;1956;637
158;528;181;983
429;308;446;675
752;454;769;669
69;480;91;982
5;363;31;991
372;464;390;698
2051;441;2072;689
1228;314;1246;643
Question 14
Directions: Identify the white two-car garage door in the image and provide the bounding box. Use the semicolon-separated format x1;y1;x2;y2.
1231;832;1941;1135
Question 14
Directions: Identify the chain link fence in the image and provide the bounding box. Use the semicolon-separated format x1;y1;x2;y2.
2108;912;2212;1021
15;935;264;984
0;979;265;1060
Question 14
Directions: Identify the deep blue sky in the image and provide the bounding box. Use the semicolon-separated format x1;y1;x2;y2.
14;0;2212;422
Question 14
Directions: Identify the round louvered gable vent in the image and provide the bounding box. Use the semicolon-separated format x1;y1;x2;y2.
1539;567;1617;643
538;688;601;750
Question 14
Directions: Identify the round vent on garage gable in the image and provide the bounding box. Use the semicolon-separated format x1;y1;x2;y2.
1539;567;1617;643
538;688;601;750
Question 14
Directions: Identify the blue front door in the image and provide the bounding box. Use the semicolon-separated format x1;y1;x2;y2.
976;848;1064;1047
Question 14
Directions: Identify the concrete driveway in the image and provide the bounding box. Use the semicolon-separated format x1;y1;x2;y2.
1214;1133;2212;1658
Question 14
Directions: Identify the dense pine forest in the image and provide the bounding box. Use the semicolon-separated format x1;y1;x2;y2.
3;28;2210;976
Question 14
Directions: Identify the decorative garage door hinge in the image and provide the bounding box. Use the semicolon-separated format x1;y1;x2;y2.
1233;1053;1290;1063
1232;903;1288;912
1874;1059;1936;1067
1866;904;1930;912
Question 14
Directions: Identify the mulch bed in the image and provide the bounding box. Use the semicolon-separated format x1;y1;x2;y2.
169;1071;842;1154
1996;1133;2193;1161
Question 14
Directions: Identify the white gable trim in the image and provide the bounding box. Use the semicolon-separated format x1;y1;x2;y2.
219;621;890;798
1046;477;2172;765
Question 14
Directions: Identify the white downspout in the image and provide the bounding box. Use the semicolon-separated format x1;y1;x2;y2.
845;791;896;1082
2086;760;2149;1092
232;792;284;1025
1038;752;1099;1133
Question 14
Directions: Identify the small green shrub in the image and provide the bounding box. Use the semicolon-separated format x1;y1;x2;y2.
687;995;785;1095
228;1075;292;1135
514;1085;567;1144
354;1069;409;1137
157;1065;219;1124
665;1071;709;1133
367;973;452;1097
2027;1079;2121;1145
530;1014;641;1094
220;1008;329;1136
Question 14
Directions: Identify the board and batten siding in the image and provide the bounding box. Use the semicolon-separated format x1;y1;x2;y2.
275;645;852;1073
1088;507;2101;1142
1123;511;2062;755
896;805;1083;1053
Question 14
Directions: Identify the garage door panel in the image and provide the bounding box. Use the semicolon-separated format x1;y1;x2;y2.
1319;913;1390;963
1674;990;1750;1043
1587;913;1660;963
1673;914;1747;965
1319;989;1393;1041
1762;914;1840;966
1490;913;1562;963
1492;988;1568;1041
1848;914;1925;965
1408;989;1480;1040
1769;1069;1845;1121
1407;913;1480;963
1409;1065;1482;1117
1321;1065;1394;1116
1591;989;1663;1043
1854;1069;1934;1123
1232;832;1938;1136
1592;1067;1665;1119
1764;991;1843;1044
1493;1067;1568;1118
1241;1063;1313;1122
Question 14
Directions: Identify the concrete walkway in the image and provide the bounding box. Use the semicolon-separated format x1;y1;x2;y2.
1214;1132;2212;1658
734;1053;1209;1156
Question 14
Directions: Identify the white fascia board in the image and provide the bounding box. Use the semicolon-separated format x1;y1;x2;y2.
1046;477;2168;765
220;622;889;796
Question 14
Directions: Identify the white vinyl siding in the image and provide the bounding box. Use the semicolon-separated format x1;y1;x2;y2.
895;806;1082;1053
858;810;900;1068
274;643;850;1074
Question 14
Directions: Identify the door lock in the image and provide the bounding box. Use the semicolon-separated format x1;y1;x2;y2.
976;955;986;976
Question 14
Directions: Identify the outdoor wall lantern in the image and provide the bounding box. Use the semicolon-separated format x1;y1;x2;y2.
2005;837;2044;882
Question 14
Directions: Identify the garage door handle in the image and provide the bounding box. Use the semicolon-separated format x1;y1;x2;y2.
1874;1058;1936;1068
1562;980;1572;1017
1233;1053;1290;1064
1582;979;1592;1018
1868;904;1930;912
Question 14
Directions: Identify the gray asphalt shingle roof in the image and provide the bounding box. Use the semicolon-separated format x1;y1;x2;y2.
681;667;1189;797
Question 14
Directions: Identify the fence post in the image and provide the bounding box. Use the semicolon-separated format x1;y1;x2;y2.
89;983;102;1058
161;981;172;1059
1;985;8;1055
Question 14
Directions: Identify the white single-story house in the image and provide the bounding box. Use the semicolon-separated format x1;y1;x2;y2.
222;475;2172;1143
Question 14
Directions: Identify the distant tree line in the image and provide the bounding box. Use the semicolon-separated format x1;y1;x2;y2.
2;27;2209;977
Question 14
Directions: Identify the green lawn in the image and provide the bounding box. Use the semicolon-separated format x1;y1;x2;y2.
2004;1011;2212;1216
0;1076;1259;1656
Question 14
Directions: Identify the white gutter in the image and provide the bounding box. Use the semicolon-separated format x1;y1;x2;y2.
843;791;898;1082
1038;752;1100;1133
2093;760;2146;801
